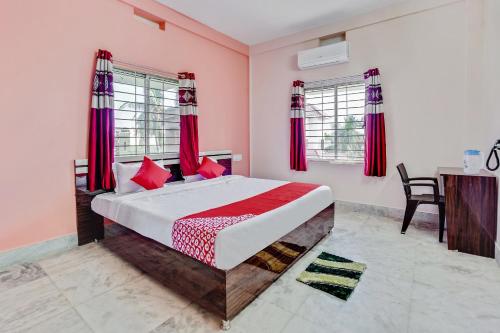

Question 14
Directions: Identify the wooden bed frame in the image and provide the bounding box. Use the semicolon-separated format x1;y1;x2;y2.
73;151;335;329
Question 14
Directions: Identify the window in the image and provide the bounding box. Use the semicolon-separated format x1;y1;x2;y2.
304;79;365;162
113;68;180;157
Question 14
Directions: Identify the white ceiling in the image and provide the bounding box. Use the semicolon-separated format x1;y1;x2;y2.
156;0;410;45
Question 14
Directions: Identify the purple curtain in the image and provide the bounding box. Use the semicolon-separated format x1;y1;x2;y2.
364;68;386;177
88;50;115;191
178;72;200;176
290;80;307;171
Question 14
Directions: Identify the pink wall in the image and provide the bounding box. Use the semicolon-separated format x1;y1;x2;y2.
0;0;249;252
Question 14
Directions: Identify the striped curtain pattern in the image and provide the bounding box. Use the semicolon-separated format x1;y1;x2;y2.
364;68;386;177
88;49;115;191
290;80;307;171
178;72;200;176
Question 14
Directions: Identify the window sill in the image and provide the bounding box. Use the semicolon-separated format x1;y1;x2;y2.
307;159;363;165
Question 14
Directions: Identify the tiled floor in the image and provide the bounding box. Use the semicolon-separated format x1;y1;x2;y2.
1;209;500;333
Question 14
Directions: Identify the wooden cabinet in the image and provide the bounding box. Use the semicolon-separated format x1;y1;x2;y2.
439;167;498;258
75;188;105;245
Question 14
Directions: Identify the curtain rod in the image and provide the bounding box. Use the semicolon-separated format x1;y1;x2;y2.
113;59;178;79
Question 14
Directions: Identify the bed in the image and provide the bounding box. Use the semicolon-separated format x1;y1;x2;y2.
74;152;335;329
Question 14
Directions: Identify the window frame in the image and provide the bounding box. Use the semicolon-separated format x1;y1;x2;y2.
304;78;366;164
113;67;180;160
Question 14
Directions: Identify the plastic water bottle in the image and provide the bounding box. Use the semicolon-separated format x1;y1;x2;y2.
464;150;484;174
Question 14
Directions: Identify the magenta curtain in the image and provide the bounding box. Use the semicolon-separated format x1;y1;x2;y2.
88;49;115;191
290;80;307;171
364;68;386;177
178;72;200;176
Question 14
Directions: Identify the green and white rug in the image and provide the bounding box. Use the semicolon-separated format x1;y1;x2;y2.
296;252;366;300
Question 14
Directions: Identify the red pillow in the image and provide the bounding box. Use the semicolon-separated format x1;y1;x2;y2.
197;156;226;179
131;156;172;190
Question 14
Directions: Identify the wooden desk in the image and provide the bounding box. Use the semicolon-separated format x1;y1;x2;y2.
439;167;498;258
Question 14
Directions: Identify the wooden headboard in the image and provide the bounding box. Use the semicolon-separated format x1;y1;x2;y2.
74;150;233;190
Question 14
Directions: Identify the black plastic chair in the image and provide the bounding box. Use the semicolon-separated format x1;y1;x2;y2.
396;163;445;242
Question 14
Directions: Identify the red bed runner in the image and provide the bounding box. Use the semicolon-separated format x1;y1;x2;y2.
172;182;320;266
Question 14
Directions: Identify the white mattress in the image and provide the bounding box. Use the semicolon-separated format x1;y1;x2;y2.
91;175;333;270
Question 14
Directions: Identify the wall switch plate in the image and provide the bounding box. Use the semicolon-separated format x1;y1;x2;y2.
232;154;243;162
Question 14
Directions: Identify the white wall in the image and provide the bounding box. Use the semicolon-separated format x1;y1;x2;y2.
479;0;500;244
469;0;500;153
462;0;500;246
250;1;469;213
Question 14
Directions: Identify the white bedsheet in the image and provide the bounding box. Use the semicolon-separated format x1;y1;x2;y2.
91;175;333;270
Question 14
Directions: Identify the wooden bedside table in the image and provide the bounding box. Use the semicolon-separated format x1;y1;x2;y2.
75;187;106;245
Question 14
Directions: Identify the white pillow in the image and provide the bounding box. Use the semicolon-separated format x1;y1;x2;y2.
184;174;205;183
113;160;166;194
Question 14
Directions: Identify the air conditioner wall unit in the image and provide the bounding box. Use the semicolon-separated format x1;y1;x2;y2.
298;41;349;70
